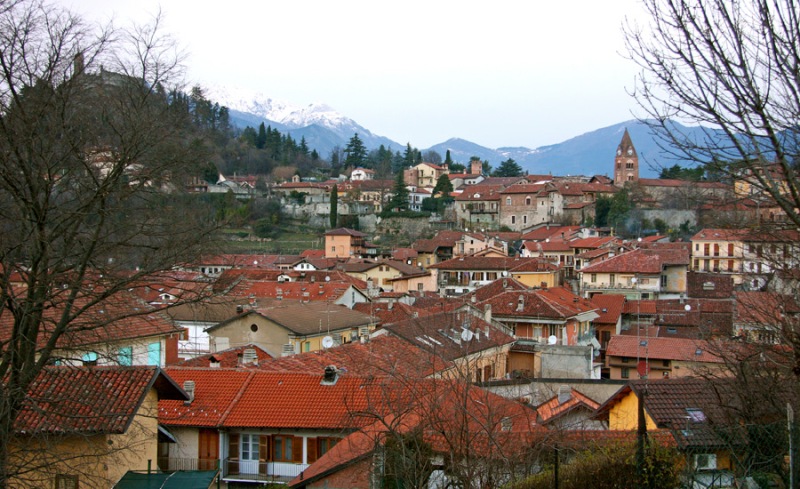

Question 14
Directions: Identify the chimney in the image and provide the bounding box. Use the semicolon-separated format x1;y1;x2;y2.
558;385;571;404
483;304;492;324
73;52;85;76
183;380;195;405
242;348;258;365
321;365;339;385
209;356;220;368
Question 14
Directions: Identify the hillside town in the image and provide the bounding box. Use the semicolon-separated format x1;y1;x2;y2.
7;126;800;489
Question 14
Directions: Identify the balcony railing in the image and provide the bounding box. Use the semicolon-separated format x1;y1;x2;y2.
157;457;309;483
221;457;308;483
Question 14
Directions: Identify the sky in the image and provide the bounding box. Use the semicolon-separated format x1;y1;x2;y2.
56;0;647;150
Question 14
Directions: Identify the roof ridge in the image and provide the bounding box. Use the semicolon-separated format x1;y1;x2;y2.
218;370;257;426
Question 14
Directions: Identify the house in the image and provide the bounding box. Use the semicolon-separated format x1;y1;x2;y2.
340;259;423;292
733;291;800;344
590;293;626;375
226;280;371;309
403;162;449;188
499;183;551;230
159;367;382;486
407;186;433;211
204;298;378;357
454;184;505;230
535;387;605;430
477;286;598;346
349;167;374;181
691;228;800;290
377;306;516;382
593;378;745;487
579;245;690;300
8;366;187;488
429;256;562;297
287;378;542;489
324;228;371;259
604;336;724;380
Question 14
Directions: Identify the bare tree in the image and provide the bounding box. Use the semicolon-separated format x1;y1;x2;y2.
625;0;800;228
0;0;218;485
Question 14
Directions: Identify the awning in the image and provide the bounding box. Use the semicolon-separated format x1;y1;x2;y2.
114;470;218;489
158;425;177;443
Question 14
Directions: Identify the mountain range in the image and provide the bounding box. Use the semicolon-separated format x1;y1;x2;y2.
208;87;696;179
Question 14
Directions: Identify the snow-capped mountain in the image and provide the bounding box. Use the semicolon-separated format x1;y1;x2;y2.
205;85;400;152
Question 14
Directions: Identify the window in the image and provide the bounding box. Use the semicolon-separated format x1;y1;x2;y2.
590;273;597;283
728;243;734;256
250;324;258;332
609;273;616;285
523;215;528;224
241;434;259;461
318;437;338;457
331;246;336;252
55;474;79;489
621;367;630;379
273;436;293;462
117;347;132;366
660;275;667;287
525;196;531;205
511;215;516;224
82;351;98;366
147;342;161;366
704;243;710;255
506;197;511;205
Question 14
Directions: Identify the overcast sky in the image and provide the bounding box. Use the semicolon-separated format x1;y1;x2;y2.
57;0;647;149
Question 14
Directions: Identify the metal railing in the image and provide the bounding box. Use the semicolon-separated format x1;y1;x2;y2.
221;457;308;483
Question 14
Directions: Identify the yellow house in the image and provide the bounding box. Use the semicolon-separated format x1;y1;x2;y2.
8;366;187;488
595;379;737;478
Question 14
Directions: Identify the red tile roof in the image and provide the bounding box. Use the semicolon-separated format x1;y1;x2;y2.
605;335;723;363
579;247;689;274
536;389;600;424
381;310;515;361
590;294;626;325
260;334;451;378
160;368;382;429
177;344;274;368
17;366;185;434
479;287;597;320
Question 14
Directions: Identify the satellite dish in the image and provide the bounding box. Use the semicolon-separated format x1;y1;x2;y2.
684;304;692;312
322;336;334;348
325;275;331;282
548;335;558;345
461;329;474;342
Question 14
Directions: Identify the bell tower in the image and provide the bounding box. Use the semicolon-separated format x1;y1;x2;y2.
614;128;639;186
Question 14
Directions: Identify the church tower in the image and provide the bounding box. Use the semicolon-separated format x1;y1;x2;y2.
613;128;639;186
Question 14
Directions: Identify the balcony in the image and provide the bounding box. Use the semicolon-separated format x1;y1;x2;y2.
222;458;309;484
157;458;308;484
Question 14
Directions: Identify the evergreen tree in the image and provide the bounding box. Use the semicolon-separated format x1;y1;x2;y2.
256;122;267;149
299;136;309;155
330;184;338;228
433;173;454;196
493;158;524;177
445;149;454;166
387;169;410;213
344;133;368;167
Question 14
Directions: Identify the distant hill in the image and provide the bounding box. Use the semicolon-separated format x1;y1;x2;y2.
214;87;706;179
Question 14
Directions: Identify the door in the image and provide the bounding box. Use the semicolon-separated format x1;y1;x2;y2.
240;434;260;474
198;429;219;471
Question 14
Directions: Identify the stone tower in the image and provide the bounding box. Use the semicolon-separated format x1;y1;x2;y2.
614;128;639;186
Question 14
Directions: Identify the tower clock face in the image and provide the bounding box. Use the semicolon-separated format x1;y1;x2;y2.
627;148;633;155
617;149;622;156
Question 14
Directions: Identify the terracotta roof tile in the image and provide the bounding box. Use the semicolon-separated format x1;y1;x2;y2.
590;294;626;325
17;366;183;434
606;335;723;363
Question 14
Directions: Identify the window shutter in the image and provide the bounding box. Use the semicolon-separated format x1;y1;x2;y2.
228;434;239;474
259;435;268;475
292;436;303;463
306;437;318;463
